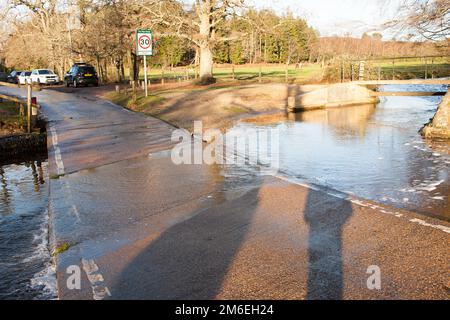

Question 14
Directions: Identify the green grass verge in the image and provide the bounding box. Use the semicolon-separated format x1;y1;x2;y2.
0;101;24;130
52;242;72;256
365;57;450;80
104;91;165;112
122;64;323;83
0;101;20;121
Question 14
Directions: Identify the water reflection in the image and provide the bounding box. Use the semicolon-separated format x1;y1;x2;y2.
293;104;376;138
0;158;52;299
0;167;11;213
230;87;449;221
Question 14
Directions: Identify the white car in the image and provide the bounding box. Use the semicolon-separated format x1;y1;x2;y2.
30;69;60;85
18;71;32;85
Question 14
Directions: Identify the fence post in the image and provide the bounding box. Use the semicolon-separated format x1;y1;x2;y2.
232;65;235;80
27;84;32;133
287;96;296;111
285;64;289;83
358;61;365;80
392;60;395;80
424;58;428;79
161;68;165;85
431;58;434;79
259;65;262;83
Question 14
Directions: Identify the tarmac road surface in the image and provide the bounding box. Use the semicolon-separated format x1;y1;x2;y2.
1;85;449;300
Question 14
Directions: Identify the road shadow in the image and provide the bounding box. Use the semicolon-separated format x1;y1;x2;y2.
109;164;262;299
304;189;353;300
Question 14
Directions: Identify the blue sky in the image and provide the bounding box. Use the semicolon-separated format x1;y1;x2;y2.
181;0;405;39
249;0;403;38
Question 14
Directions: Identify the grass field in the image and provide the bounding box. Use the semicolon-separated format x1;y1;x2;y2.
358;57;450;80
114;57;449;85
126;63;323;84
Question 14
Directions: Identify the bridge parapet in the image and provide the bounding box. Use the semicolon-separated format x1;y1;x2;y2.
421;90;450;139
289;83;377;111
353;79;450;86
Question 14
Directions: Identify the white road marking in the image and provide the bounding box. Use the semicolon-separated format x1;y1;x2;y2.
71;204;81;222
49;127;65;176
274;174;320;191
409;218;450;234
81;258;111;300
272;173;450;235
50;126;81;222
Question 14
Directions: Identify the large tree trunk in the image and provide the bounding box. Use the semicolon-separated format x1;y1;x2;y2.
133;54;139;81
127;49;134;82
120;56;125;82
199;45;213;82
127;48;139;82
198;7;215;84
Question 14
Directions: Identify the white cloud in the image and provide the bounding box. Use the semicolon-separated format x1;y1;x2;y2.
249;0;402;38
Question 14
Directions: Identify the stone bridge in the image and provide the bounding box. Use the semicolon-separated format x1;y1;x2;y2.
288;79;450;139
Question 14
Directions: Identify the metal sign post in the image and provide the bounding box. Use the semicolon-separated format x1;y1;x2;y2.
143;55;148;97
136;29;153;97
27;83;32;133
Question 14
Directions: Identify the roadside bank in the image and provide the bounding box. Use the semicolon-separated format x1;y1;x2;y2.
98;82;376;132
0;133;47;161
0;99;47;161
2;84;449;300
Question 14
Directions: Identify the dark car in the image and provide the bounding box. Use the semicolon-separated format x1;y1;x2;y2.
0;72;8;82
64;63;98;87
7;70;23;84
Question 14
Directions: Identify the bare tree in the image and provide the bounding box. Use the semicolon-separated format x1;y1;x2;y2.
141;0;244;83
389;0;450;40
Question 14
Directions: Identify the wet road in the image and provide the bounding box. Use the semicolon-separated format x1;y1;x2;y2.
0;85;175;175
0;85;449;300
229;85;450;221
0;159;55;299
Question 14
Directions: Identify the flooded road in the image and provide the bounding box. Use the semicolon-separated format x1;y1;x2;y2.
0;159;55;299
0;83;449;300
230;84;450;221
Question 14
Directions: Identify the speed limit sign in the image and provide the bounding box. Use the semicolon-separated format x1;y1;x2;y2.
136;29;153;97
136;29;153;56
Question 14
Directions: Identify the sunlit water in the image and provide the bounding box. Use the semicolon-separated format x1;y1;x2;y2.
0;159;55;299
228;84;450;221
0;84;448;300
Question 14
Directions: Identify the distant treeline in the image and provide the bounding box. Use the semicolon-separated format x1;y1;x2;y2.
314;35;449;61
1;0;448;82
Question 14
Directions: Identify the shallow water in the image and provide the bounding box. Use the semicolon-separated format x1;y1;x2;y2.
228;84;450;221
0;159;55;299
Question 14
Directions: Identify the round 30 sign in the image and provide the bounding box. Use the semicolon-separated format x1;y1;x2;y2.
136;29;153;56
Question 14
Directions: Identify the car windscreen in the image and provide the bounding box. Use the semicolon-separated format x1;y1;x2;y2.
22;72;31;76
78;67;96;74
38;70;54;75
